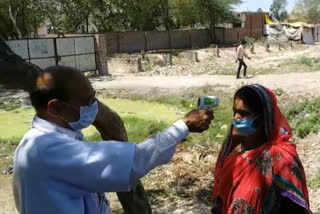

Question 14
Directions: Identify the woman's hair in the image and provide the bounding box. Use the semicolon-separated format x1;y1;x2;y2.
234;86;264;116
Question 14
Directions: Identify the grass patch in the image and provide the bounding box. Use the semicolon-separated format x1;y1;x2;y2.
278;56;319;72
0;107;35;139
307;176;320;189
86;116;169;143
280;98;320;138
295;56;318;66
0;89;318;169
0;138;20;169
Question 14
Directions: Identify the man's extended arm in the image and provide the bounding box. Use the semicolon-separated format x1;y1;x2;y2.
92;100;152;214
40;118;190;192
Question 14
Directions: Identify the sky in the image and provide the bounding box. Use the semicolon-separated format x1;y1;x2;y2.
235;0;296;13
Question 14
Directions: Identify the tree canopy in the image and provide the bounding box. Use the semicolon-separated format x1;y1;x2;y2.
270;0;288;21
290;0;320;24
0;0;242;39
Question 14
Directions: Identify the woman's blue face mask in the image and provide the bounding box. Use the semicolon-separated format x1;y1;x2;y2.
232;117;257;137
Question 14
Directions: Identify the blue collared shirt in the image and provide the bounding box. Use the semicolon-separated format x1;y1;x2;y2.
13;116;189;214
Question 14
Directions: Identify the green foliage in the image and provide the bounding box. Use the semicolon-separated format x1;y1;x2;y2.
270;0;288;21
0;138;20;169
86;116;169;143
282;98;320;138
307;176;320;188
296;56;315;66
195;0;242;28
244;36;255;45
0;0;243;37
0;0;45;39
291;0;320;23
279;56;319;71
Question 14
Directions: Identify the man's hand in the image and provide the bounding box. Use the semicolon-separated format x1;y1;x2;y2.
235;59;238;63
183;109;214;133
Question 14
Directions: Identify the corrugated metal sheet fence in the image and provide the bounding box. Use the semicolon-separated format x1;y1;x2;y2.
5;36;97;72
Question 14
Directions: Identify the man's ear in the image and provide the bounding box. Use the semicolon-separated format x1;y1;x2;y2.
47;99;64;115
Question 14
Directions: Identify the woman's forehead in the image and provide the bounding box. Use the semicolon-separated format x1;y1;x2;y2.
233;98;249;110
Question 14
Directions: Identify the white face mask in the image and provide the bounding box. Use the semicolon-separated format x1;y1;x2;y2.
68;100;98;131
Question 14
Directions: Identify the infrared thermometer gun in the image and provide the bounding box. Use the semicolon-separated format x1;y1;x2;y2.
197;96;220;109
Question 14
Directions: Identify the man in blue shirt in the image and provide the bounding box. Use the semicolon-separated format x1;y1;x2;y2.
13;65;214;214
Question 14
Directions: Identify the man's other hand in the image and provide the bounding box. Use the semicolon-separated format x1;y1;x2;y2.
183;109;214;133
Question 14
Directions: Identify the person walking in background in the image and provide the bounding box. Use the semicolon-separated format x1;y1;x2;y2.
236;40;251;79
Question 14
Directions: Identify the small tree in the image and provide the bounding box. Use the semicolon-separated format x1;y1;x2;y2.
270;0;288;21
0;0;45;39
291;0;320;24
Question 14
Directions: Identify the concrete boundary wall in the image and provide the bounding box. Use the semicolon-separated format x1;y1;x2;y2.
146;31;170;50
190;29;211;48
169;30;191;49
106;27;263;55
119;32;146;53
224;28;239;44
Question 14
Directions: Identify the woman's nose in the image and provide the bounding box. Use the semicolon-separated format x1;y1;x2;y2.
234;113;242;120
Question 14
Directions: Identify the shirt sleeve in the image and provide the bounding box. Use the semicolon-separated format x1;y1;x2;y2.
39;136;136;193
130;120;189;183
236;47;240;59
39;120;189;193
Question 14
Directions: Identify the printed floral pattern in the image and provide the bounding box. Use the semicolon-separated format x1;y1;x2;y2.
255;149;273;177
290;157;303;182
231;198;256;214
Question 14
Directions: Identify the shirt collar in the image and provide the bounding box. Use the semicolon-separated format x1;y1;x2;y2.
32;116;84;140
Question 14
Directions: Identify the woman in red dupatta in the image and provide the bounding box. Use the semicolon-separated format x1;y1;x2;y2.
212;84;312;214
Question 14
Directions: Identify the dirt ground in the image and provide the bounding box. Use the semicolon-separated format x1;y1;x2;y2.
91;71;320;99
108;44;320;76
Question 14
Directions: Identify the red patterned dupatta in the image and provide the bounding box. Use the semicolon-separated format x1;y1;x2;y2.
212;85;312;214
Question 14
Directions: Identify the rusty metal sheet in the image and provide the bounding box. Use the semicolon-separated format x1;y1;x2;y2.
5;40;29;60
56;38;75;56
76;54;96;71
28;39;55;58
30;58;56;69
75;37;95;54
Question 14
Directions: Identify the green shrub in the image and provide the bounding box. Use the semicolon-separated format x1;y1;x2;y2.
0;138;20;169
307;176;320;188
282;98;320;138
296;56;314;66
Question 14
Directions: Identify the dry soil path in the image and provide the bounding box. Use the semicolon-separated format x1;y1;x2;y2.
91;72;320;96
